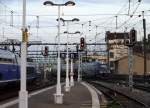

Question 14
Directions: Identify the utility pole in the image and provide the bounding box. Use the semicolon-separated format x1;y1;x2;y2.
2;27;5;39
36;16;39;37
125;28;137;91
115;16;118;29
128;46;133;91
36;16;39;73
128;0;131;15
95;26;98;53
142;11;147;81
106;31;110;73
10;11;13;27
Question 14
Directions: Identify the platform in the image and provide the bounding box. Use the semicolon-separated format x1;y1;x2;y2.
1;82;101;108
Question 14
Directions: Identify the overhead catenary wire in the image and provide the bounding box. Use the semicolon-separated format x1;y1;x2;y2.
0;0;149;46
117;1;142;30
74;0;130;34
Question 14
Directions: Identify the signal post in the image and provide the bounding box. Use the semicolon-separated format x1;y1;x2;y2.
124;28;137;91
77;37;85;82
43;46;49;82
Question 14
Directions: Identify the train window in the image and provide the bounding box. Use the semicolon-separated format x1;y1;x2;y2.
0;58;13;63
0;58;4;62
110;61;114;67
7;59;13;62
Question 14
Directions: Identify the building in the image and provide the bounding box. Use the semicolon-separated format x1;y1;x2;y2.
115;54;150;75
113;38;150;75
106;31;129;73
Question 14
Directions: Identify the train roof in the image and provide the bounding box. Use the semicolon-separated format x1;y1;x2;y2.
0;49;16;59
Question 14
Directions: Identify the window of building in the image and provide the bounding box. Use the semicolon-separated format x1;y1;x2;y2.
109;52;114;58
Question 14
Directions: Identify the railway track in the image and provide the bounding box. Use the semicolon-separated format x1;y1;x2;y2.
134;83;150;93
88;81;149;108
93;77;150;93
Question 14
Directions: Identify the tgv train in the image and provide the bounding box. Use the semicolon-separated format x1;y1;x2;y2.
0;48;37;86
50;60;107;77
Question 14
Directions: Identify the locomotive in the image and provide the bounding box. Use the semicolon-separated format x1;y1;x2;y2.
0;48;37;86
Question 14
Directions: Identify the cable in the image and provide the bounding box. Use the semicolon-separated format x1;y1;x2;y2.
117;1;141;30
128;0;131;15
72;0;128;35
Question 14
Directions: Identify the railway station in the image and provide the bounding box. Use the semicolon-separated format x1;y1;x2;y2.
0;0;150;108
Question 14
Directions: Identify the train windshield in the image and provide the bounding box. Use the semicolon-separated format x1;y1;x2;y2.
0;58;14;63
0;49;16;63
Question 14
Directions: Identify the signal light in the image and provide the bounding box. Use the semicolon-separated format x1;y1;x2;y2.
124;28;137;47
130;29;137;45
80;37;85;50
44;46;49;56
124;39;130;46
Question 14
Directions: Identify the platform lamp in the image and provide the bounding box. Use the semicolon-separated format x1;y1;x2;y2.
60;18;79;92
64;31;81;86
43;0;75;104
19;0;28;108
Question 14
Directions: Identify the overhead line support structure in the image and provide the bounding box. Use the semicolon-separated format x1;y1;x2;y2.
0;43;107;46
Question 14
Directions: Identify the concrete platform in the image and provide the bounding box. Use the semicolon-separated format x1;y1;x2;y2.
1;82;101;108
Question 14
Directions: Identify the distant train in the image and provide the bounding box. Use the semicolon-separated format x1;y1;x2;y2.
0;48;37;86
49;60;108;78
77;61;108;78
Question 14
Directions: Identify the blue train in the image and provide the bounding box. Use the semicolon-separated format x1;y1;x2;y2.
76;61;108;77
0;48;37;86
50;60;108;77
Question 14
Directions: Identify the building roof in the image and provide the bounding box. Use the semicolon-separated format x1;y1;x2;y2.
106;32;129;40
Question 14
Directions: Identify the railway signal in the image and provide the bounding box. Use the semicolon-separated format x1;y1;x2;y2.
124;28;137;91
130;28;137;45
80;37;85;50
124;28;137;47
44;46;49;56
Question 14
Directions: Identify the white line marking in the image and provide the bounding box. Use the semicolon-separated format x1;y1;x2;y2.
0;85;56;108
0;100;18;108
81;82;100;108
90;83;107;104
29;85;55;97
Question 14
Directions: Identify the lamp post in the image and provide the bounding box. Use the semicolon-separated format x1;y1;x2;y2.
77;50;81;82
70;53;74;86
43;0;75;104
19;0;28;108
64;31;80;86
80;52;83;81
61;18;79;92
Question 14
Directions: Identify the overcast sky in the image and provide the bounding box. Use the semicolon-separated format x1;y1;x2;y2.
0;0;150;45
